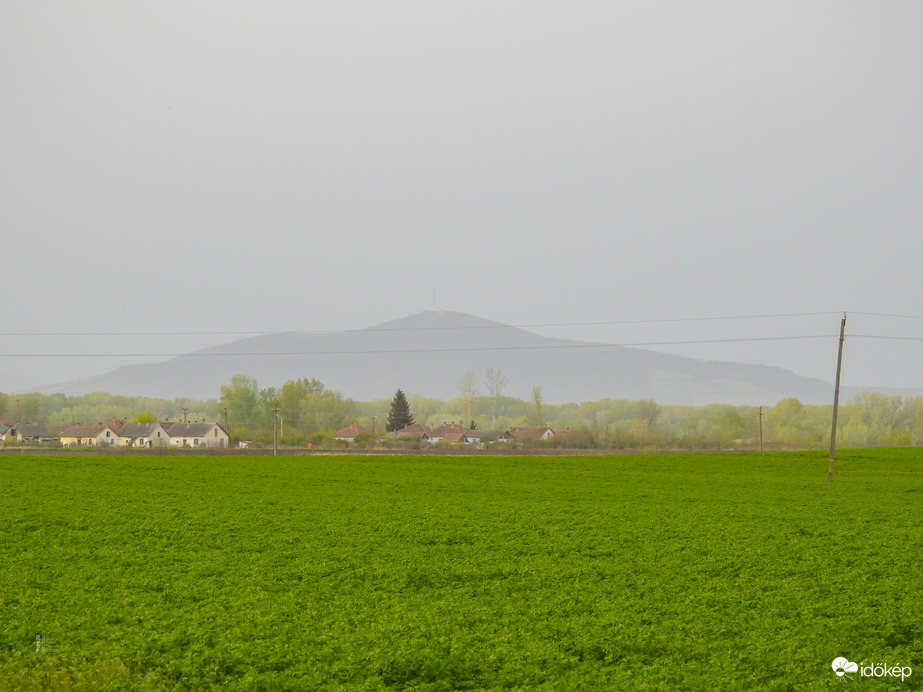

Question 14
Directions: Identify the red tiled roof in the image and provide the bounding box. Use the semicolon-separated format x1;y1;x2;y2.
441;432;468;443
334;423;367;438
396;423;434;436
431;422;475;436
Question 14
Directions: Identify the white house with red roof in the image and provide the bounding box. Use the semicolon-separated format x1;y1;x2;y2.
333;423;367;442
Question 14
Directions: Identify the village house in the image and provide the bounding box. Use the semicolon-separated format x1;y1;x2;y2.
385;421;502;445
333;423;367;443
511;427;556;441
60;423;122;447
163;421;229;448
384;422;435;442
430;422;481;444
2;424;57;444
117;422;171;448
476;429;514;443
440;432;470;444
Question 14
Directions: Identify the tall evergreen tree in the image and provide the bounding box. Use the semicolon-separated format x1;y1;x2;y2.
386;389;414;432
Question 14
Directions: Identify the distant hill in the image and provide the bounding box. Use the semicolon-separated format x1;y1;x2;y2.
33;310;858;405
0;370;38;393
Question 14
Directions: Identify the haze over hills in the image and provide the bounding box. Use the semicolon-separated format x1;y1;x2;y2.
0;371;38;393
29;310;868;406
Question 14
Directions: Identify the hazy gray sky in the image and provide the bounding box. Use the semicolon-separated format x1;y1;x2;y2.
2;1;922;394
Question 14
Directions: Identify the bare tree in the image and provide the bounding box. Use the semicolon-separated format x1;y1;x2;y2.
456;371;478;424
532;385;545;427
485;368;509;428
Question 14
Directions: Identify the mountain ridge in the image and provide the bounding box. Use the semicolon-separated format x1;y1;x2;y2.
31;310;876;405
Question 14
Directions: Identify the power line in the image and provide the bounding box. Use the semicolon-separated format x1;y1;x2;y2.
0;334;837;358
0;311;844;338
850;334;923;341
849;312;923;320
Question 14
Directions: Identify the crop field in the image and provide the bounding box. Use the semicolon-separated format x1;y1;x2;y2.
1;450;921;691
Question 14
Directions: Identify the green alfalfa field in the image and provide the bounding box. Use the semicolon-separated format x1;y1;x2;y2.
1;449;921;691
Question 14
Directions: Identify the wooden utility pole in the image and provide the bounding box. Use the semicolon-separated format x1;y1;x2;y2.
828;315;847;483
758;406;763;452
273;408;280;456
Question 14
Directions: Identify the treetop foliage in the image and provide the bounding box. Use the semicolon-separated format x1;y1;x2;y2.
4;376;923;450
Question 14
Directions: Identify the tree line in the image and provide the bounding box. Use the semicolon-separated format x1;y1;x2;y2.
3;374;923;450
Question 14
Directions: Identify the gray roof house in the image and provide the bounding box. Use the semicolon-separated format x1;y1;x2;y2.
163;422;229;448
7;424;57;443
117;422;171;448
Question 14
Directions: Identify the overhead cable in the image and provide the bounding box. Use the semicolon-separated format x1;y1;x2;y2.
0;334;837;358
0;311;845;338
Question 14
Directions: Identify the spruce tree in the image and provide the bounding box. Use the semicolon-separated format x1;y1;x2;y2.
386;389;414;432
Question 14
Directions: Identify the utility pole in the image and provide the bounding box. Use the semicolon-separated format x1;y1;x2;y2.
828;314;847;484
758;406;763;453
222;407;229;432
272;408;280;456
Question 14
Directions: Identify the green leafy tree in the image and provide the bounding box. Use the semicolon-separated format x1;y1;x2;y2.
629;399;662;441
219;375;260;430
768;397;825;445
19;394;42;424
258;387;279;429
311;390;352;432
386;389;414;432
902;396;923;444
279;378;325;429
634;399;661;427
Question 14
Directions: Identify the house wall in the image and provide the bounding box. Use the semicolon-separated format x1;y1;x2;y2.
61;427;117;447
97;429;117;446
170;436;204;447
210;426;228;448
118;426;170;447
